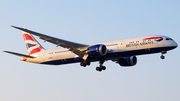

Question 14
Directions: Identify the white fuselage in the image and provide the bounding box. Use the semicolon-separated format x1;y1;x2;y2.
24;35;178;65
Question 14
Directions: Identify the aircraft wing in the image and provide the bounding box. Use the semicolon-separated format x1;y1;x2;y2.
11;26;88;58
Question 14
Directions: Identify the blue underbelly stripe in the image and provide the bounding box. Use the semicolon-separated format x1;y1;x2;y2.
40;46;176;65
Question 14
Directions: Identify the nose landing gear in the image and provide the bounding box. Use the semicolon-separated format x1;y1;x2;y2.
160;51;167;59
160;55;165;59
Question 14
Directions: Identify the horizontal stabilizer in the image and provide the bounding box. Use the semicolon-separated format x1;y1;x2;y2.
3;51;35;58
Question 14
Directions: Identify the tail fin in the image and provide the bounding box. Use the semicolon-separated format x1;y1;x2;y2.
22;31;45;56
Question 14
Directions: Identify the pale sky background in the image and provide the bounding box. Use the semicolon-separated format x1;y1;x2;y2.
0;0;180;101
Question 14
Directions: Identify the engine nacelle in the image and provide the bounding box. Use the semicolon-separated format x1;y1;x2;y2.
118;56;137;66
87;44;107;57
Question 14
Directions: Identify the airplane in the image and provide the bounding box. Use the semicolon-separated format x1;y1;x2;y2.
4;26;178;72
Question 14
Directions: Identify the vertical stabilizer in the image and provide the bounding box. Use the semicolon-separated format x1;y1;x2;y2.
22;31;44;56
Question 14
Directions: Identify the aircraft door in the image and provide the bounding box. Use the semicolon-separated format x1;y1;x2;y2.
119;41;125;51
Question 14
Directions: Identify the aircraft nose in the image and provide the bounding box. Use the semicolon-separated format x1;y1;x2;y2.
173;41;178;48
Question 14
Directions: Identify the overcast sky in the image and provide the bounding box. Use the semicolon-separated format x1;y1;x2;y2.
0;0;180;101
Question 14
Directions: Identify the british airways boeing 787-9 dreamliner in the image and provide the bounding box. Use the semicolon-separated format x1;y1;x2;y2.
4;26;178;72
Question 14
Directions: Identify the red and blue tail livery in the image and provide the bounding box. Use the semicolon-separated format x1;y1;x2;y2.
22;31;44;56
4;26;178;72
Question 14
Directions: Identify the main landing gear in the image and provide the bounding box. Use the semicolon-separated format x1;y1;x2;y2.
96;61;106;72
80;61;90;67
160;51;167;59
80;60;106;72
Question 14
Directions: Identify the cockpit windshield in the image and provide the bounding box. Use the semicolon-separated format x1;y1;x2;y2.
166;38;173;40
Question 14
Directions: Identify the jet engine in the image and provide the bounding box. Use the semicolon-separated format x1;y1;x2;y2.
118;56;137;66
87;44;107;57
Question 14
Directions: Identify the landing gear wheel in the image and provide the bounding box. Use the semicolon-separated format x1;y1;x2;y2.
96;67;102;72
80;61;91;67
87;61;90;66
80;62;84;66
96;67;100;71
160;51;166;59
96;60;106;72
160;55;165;59
99;69;102;72
102;66;106;70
